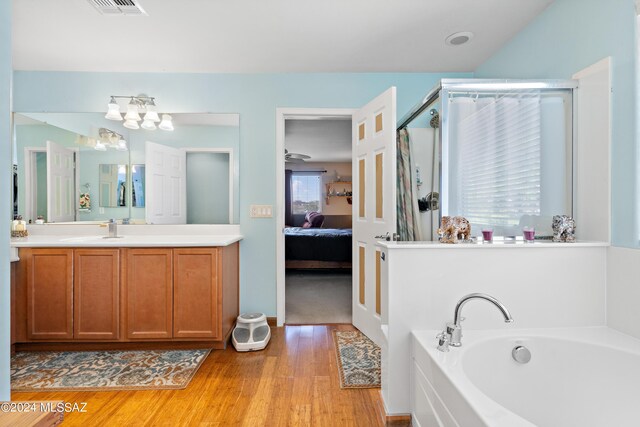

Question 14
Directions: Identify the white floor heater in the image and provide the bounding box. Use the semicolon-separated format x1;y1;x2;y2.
232;312;271;352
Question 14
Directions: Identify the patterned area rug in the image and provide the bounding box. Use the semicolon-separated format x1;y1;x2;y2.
11;349;210;392
333;330;381;389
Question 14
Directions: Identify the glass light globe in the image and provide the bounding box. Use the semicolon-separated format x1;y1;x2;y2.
141;118;157;130
159;114;174;131
123;119;140;130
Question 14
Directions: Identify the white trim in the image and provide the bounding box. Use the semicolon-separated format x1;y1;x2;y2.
572;57;612;243
24;146;45;221
275;108;356;327
182;147;235;223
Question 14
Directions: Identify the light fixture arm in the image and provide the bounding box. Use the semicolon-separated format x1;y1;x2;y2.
110;95;155;104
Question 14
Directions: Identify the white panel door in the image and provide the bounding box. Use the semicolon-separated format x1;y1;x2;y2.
352;87;397;345
46;140;75;223
145;141;187;224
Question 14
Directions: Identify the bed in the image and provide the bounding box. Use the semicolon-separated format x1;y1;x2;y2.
284;227;352;269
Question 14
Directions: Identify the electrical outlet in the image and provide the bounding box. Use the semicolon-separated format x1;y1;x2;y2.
250;205;273;218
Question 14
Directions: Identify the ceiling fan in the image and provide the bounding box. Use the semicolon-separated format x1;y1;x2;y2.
285;149;311;163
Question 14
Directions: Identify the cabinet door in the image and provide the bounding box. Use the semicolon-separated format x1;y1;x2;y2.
26;248;73;340
173;248;220;339
74;249;119;340
125;249;173;339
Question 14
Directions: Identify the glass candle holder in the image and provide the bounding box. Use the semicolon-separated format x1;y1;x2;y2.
481;228;494;243
523;226;535;242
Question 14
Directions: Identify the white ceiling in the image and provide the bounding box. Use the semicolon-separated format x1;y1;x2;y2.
285;119;352;162
12;0;553;73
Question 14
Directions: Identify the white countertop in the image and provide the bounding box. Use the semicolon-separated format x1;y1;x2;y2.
10;234;243;248
377;239;609;249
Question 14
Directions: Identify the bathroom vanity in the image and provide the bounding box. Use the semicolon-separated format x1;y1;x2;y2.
10;232;241;352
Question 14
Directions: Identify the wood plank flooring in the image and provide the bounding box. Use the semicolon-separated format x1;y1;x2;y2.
10;325;386;427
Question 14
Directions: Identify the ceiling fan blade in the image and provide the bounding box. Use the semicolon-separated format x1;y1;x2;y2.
286;153;310;160
285;158;305;163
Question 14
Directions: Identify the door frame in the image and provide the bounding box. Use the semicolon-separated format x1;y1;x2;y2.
275;108;356;326
24;145;79;222
182;147;235;224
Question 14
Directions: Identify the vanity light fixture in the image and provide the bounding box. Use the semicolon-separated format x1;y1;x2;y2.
105;95;173;131
95;128;128;151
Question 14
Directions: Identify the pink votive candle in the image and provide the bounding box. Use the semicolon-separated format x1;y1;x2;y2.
482;229;493;242
523;227;535;242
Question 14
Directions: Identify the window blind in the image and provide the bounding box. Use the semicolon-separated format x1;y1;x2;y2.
451;95;542;229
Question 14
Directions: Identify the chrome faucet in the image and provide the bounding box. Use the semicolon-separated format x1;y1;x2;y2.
437;293;513;352
107;218;117;238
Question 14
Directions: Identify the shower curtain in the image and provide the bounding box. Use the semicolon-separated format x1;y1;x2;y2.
396;128;422;241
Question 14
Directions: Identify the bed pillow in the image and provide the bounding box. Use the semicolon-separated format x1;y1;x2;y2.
302;211;325;228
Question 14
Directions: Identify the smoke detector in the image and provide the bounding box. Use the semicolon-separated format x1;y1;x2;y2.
87;0;147;16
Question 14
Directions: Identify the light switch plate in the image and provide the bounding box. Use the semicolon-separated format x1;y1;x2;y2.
250;204;273;218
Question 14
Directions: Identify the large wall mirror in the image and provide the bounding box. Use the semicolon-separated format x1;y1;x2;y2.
13;112;239;224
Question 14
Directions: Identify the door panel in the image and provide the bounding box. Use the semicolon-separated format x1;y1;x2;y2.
145;141;187;224
125;249;173;339
26;249;73;340
173;248;220;339
46;140;75;223
352;87;397;345
74;249;119;340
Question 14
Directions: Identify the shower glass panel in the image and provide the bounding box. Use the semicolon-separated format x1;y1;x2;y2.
441;83;574;237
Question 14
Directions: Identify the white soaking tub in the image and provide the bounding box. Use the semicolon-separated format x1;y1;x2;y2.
410;327;640;427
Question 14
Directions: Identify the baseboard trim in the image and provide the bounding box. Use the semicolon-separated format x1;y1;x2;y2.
385;414;412;426
376;391;412;426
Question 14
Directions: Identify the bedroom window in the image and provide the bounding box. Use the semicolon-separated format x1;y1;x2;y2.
291;172;322;214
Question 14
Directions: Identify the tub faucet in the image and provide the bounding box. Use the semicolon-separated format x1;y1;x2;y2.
437;293;513;351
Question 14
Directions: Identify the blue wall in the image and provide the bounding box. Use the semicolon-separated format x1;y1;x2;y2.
0;0;11;402
13;71;470;315
475;0;638;247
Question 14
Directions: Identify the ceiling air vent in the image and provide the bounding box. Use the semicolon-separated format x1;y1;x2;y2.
87;0;147;16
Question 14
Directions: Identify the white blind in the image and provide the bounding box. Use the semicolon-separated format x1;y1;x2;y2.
451;95;542;229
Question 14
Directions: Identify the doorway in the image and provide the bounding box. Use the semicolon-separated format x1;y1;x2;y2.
275;108;356;326
24;145;79;223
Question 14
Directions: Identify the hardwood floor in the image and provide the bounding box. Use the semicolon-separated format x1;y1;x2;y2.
11;325;387;427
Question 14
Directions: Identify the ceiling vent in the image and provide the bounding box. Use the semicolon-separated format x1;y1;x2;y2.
87;0;147;16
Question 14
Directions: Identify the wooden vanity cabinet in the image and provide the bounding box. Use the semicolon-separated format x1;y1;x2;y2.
24;248;74;340
172;245;238;340
74;249;120;340
21;248;120;341
123;248;173;340
12;243;239;348
173;248;220;339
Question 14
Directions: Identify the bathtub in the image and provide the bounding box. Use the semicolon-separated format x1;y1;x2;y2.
410;327;640;427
